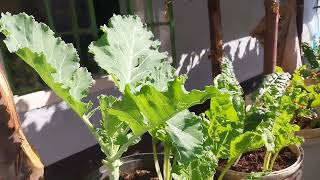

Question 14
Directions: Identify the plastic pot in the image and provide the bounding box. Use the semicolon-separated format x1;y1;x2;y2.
215;145;304;180
87;153;162;180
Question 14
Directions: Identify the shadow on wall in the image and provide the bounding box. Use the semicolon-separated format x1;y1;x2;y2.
18;87;121;166
224;37;263;82
176;49;210;90
173;0;212;91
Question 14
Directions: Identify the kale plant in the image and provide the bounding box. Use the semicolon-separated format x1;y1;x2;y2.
0;13;219;180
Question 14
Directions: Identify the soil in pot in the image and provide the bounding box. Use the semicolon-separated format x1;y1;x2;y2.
293;116;320;130
218;147;297;173
120;170;158;180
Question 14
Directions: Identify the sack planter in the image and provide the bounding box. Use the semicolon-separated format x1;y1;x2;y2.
215;145;304;180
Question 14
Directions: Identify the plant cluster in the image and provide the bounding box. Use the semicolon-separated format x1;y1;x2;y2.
286;42;320;129
0;13;304;180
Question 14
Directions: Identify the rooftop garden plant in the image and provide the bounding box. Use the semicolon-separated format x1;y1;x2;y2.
204;59;304;179
287;42;320;130
0;12;305;180
0;13;221;180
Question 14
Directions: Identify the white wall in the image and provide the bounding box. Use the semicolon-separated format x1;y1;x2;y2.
18;0;319;167
221;0;264;82
172;0;264;88
302;0;320;44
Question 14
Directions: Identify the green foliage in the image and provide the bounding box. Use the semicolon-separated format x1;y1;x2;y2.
285;66;320;129
206;61;303;180
252;72;291;108
165;110;203;163
301;42;320;69
89;15;168;92
0;13;93;116
89;14;221;180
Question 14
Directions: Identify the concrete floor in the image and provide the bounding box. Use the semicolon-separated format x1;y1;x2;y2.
301;137;320;180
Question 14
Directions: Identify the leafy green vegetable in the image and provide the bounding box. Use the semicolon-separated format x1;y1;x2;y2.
89;15;168;92
0;12;93;116
165;110;203;163
89;14;221;180
205;60;303;180
302;42;320;69
107;77;219;133
285;66;320;129
251;71;291;108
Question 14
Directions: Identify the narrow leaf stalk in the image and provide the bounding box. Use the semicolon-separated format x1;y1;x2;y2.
263;151;272;172
163;144;172;180
218;159;235;180
233;154;242;166
152;138;164;180
269;151;279;170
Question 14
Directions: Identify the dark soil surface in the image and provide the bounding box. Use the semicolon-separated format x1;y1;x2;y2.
120;170;158;180
219;147;297;173
293;117;312;129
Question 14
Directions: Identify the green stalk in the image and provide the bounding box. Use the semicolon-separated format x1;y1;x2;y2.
269;151;280;170
169;156;177;180
102;159;121;180
163;144;172;180
218;159;235;180
263;151;272;172
233;154;242;166
152;138;164;180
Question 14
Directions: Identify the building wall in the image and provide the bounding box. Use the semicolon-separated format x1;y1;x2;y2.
17;0;318;166
170;0;264;89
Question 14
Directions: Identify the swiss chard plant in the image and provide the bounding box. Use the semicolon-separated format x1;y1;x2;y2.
301;41;320;82
285;66;320;129
0;13;221;180
287;42;320;128
204;59;303;180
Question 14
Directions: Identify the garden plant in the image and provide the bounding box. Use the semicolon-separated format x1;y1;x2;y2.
0;12;305;180
287;42;320;131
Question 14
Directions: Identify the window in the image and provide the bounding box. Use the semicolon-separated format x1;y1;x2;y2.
0;0;120;95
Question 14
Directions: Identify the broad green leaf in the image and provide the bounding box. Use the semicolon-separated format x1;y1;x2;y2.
89;15;168;92
0;13;93;116
172;151;217;180
137;60;175;92
213;57;245;120
229;132;264;162
165;110;203;163
252;71;291;107
98;95;125;137
214;57;243;95
205;93;243;159
272;97;304;152
107;77;220;134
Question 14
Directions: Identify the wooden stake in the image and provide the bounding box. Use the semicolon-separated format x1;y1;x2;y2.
296;0;304;45
208;0;223;78
264;0;279;74
0;67;44;179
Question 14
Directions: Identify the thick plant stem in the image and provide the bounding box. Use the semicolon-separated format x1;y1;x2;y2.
218;159;235;180
102;159;121;180
263;151;272;171
152;138;164;180
269;151;279;170
163;144;171;180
